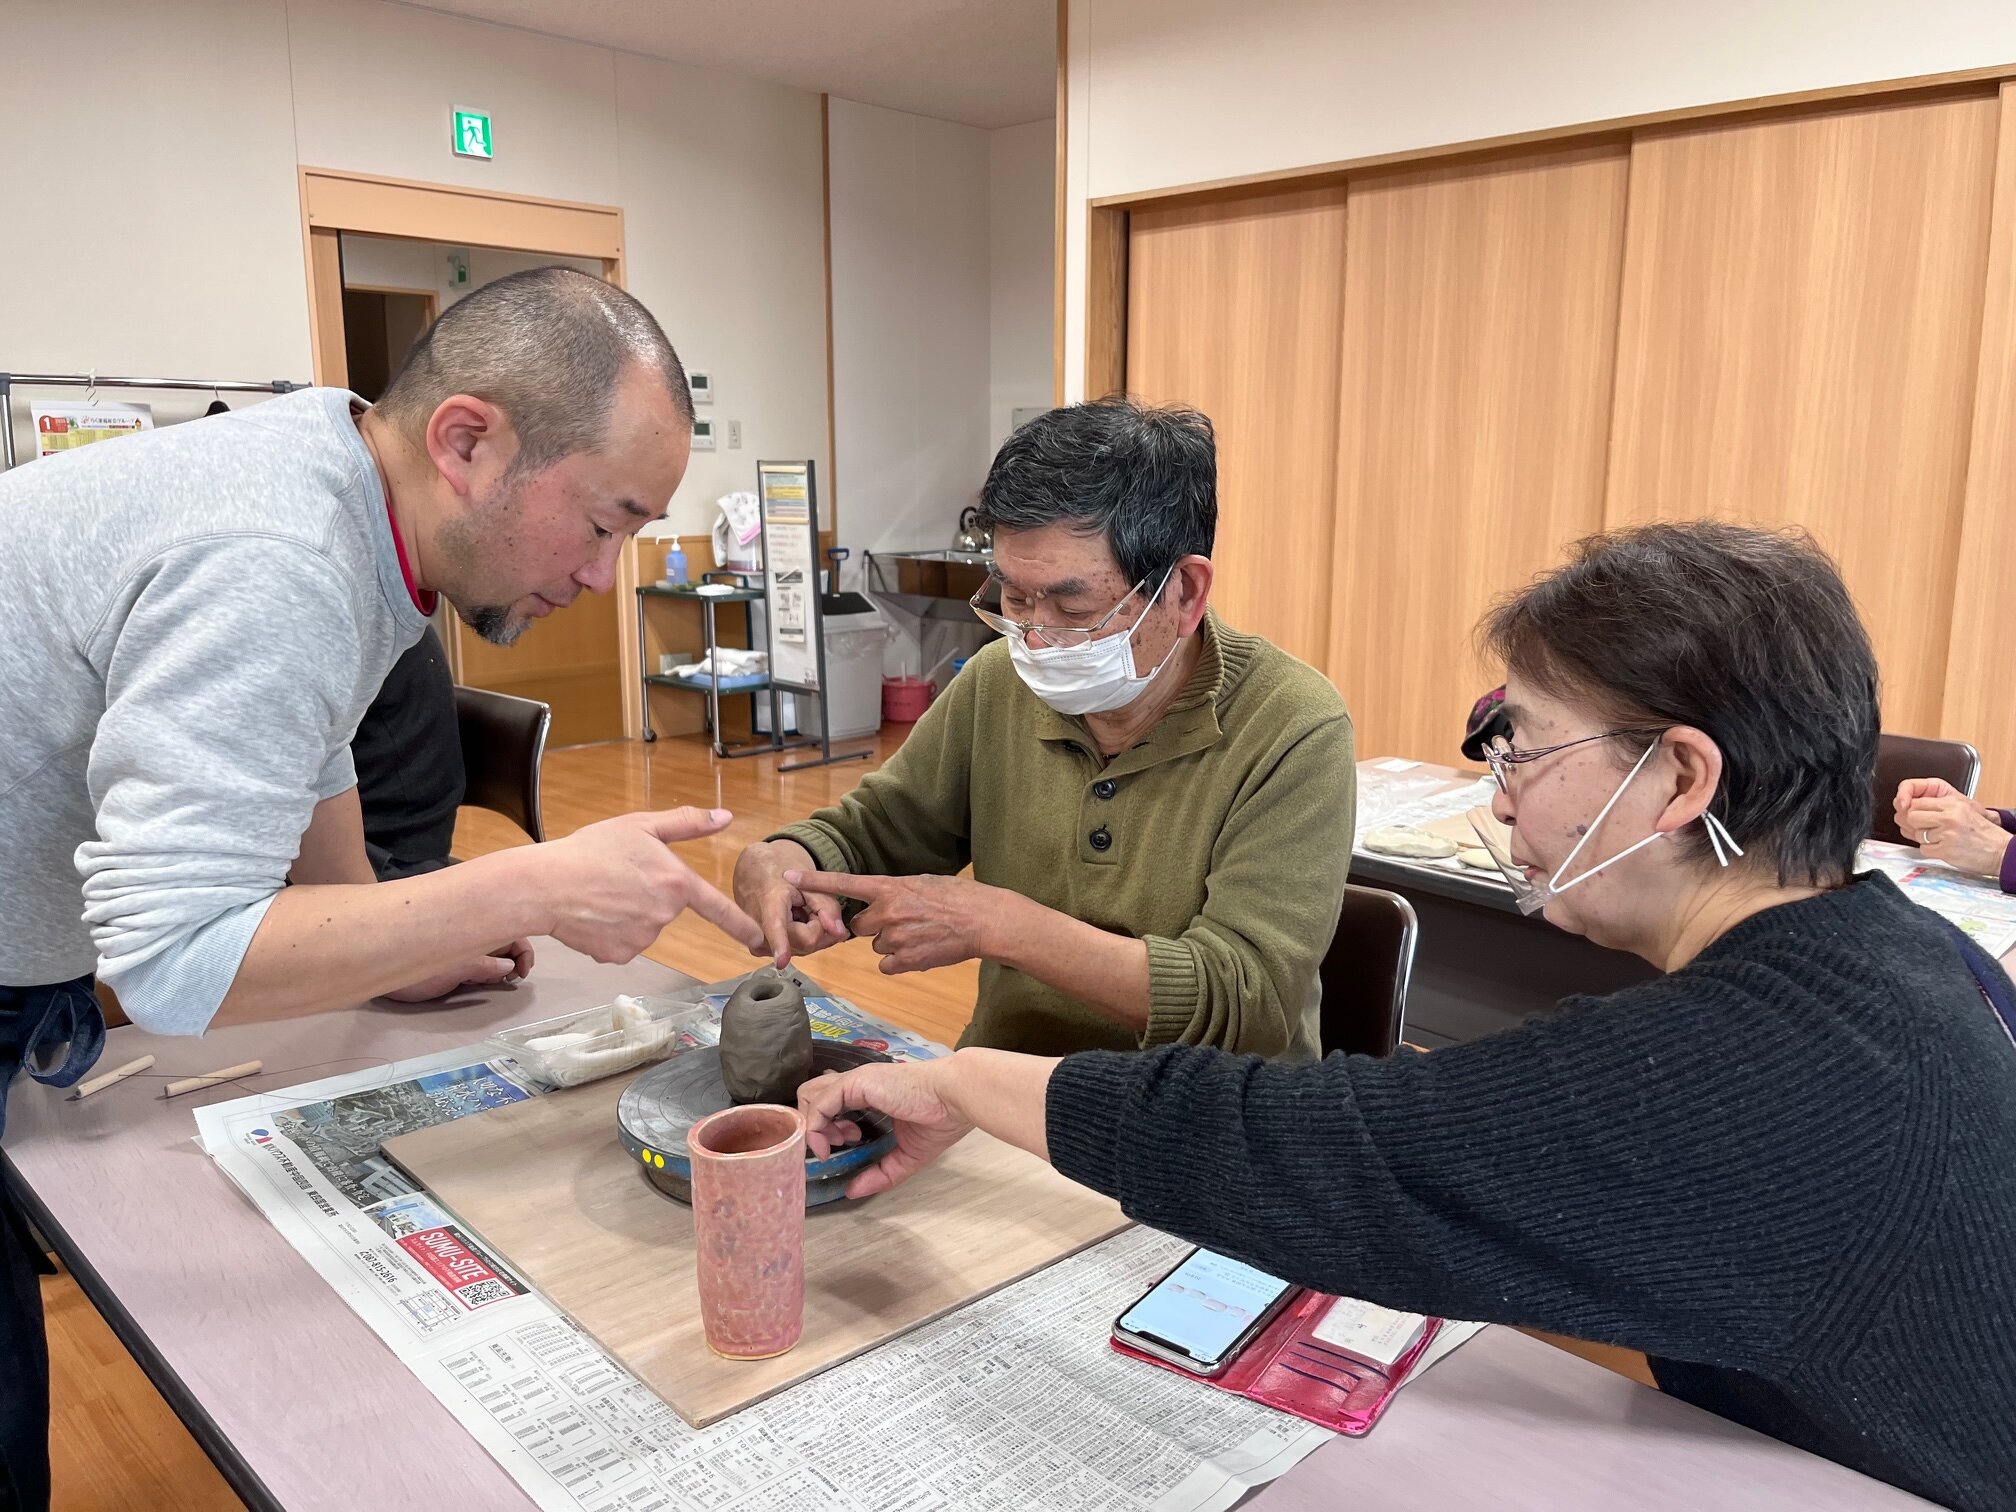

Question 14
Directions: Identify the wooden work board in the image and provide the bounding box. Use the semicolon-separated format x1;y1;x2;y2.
384;1073;1129;1427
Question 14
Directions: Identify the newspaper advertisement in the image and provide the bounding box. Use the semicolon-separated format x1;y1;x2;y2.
687;990;946;1063
194;992;1343;1510
30;400;153;459
1862;840;2016;956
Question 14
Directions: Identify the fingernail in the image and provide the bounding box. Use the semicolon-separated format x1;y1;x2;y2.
710;808;730;823
783;870;803;884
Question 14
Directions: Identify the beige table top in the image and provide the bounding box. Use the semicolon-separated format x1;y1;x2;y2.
1253;1324;1932;1509
4;942;655;1511
2;936;1943;1510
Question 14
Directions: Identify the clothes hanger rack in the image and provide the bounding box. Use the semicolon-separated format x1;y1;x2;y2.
0;371;307;470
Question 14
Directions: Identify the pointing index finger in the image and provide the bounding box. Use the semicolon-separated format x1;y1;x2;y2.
685;872;768;953
784;869;887;902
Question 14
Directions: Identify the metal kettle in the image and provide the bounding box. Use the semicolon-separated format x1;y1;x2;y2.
954;506;992;555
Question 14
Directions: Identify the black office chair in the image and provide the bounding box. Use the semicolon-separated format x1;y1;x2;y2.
456;685;551;843
1871;732;1981;847
1317;884;1418;1058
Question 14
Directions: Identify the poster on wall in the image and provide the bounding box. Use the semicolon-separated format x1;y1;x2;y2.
758;461;821;690
31;401;153;460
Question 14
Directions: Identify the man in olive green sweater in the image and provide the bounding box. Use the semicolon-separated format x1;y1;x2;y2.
734;399;1355;1059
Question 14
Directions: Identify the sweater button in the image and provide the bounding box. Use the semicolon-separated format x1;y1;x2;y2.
1093;779;1117;800
1089;826;1112;852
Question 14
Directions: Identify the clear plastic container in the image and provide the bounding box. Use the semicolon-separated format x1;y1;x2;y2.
487;993;713;1088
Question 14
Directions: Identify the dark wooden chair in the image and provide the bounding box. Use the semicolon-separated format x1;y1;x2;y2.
1317;883;1418;1058
455;685;551;843
1871;732;1981;847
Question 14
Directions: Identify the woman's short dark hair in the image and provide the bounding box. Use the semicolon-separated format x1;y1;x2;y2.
977;397;1217;583
1481;521;1879;886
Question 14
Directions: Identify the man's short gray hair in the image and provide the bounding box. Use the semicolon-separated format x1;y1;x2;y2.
375;266;693;473
978;397;1217;584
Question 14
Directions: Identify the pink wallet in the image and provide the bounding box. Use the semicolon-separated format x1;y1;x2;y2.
1110;1289;1443;1436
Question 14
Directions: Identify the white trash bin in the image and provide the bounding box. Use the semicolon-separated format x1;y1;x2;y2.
802;599;889;740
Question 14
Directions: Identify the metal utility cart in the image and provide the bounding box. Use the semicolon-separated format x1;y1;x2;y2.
635;574;815;759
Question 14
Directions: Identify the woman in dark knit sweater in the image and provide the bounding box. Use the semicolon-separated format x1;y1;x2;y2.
795;522;2016;1512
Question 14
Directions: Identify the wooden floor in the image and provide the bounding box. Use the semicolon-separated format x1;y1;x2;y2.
42;725;1647;1508
456;727;982;1050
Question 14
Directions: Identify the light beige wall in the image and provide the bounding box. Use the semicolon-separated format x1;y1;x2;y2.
342;237;601;309
1063;0;2016;396
0;0;311;453
613;52;830;531
1;0;828;532
340;236;459;300
284;0;621;204
828;97;992;559
989;119;1056;446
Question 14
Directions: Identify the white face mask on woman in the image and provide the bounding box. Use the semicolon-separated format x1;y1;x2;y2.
1470;739;1746;916
1006;569;1180;716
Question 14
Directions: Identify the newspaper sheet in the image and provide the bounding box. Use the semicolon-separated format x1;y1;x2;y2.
193;1003;1346;1510
1861;840;2016;956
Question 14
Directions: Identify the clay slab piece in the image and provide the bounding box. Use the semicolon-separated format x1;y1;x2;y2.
1362;826;1459;860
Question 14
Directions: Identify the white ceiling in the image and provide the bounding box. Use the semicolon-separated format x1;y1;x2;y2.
403;0;1057;129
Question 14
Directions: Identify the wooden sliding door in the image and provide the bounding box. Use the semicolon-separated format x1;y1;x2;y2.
1604;93;2001;739
1110;77;2016;784
1326;144;1631;763
1126;188;1348;672
1942;82;2016;793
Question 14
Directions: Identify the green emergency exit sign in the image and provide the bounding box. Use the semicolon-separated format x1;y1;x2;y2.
452;108;493;160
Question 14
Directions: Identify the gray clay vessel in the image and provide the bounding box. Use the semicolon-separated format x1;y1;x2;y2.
719;969;815;1106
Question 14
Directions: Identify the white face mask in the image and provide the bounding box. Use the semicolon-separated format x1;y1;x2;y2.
1469;740;1745;917
1007;571;1181;716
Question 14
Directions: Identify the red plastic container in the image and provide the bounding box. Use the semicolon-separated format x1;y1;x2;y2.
881;675;936;724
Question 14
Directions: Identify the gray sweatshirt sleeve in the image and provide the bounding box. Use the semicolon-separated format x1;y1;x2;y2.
77;538;366;1034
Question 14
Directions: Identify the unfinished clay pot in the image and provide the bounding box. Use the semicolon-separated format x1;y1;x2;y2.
687;1104;806;1359
719;969;815;1107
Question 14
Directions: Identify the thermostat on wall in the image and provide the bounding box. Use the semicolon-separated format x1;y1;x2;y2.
688;371;713;405
691;417;716;451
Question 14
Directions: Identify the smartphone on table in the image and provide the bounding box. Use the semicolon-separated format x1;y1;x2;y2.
1112;1247;1300;1377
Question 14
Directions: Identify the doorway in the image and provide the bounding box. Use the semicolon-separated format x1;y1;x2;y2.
340;285;436;402
299;167;639;747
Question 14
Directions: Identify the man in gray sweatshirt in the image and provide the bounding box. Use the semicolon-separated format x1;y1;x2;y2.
0;267;764;1512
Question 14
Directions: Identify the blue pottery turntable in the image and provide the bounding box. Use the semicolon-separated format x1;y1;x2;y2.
616;1040;897;1207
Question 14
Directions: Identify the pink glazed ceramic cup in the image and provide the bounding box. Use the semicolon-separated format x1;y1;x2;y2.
687;1104;807;1360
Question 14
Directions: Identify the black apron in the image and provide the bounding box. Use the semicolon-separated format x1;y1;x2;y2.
1;976;106;1512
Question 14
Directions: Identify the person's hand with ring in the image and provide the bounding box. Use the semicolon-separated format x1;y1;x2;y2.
1894;778;2013;880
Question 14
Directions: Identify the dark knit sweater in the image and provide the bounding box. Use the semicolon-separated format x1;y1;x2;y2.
1047;874;2016;1510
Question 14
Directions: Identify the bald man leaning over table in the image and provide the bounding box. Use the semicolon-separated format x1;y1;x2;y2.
0;268;765;1512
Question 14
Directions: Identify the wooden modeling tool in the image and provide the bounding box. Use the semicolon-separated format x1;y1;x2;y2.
67;1055;155;1101
162;1060;263;1099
